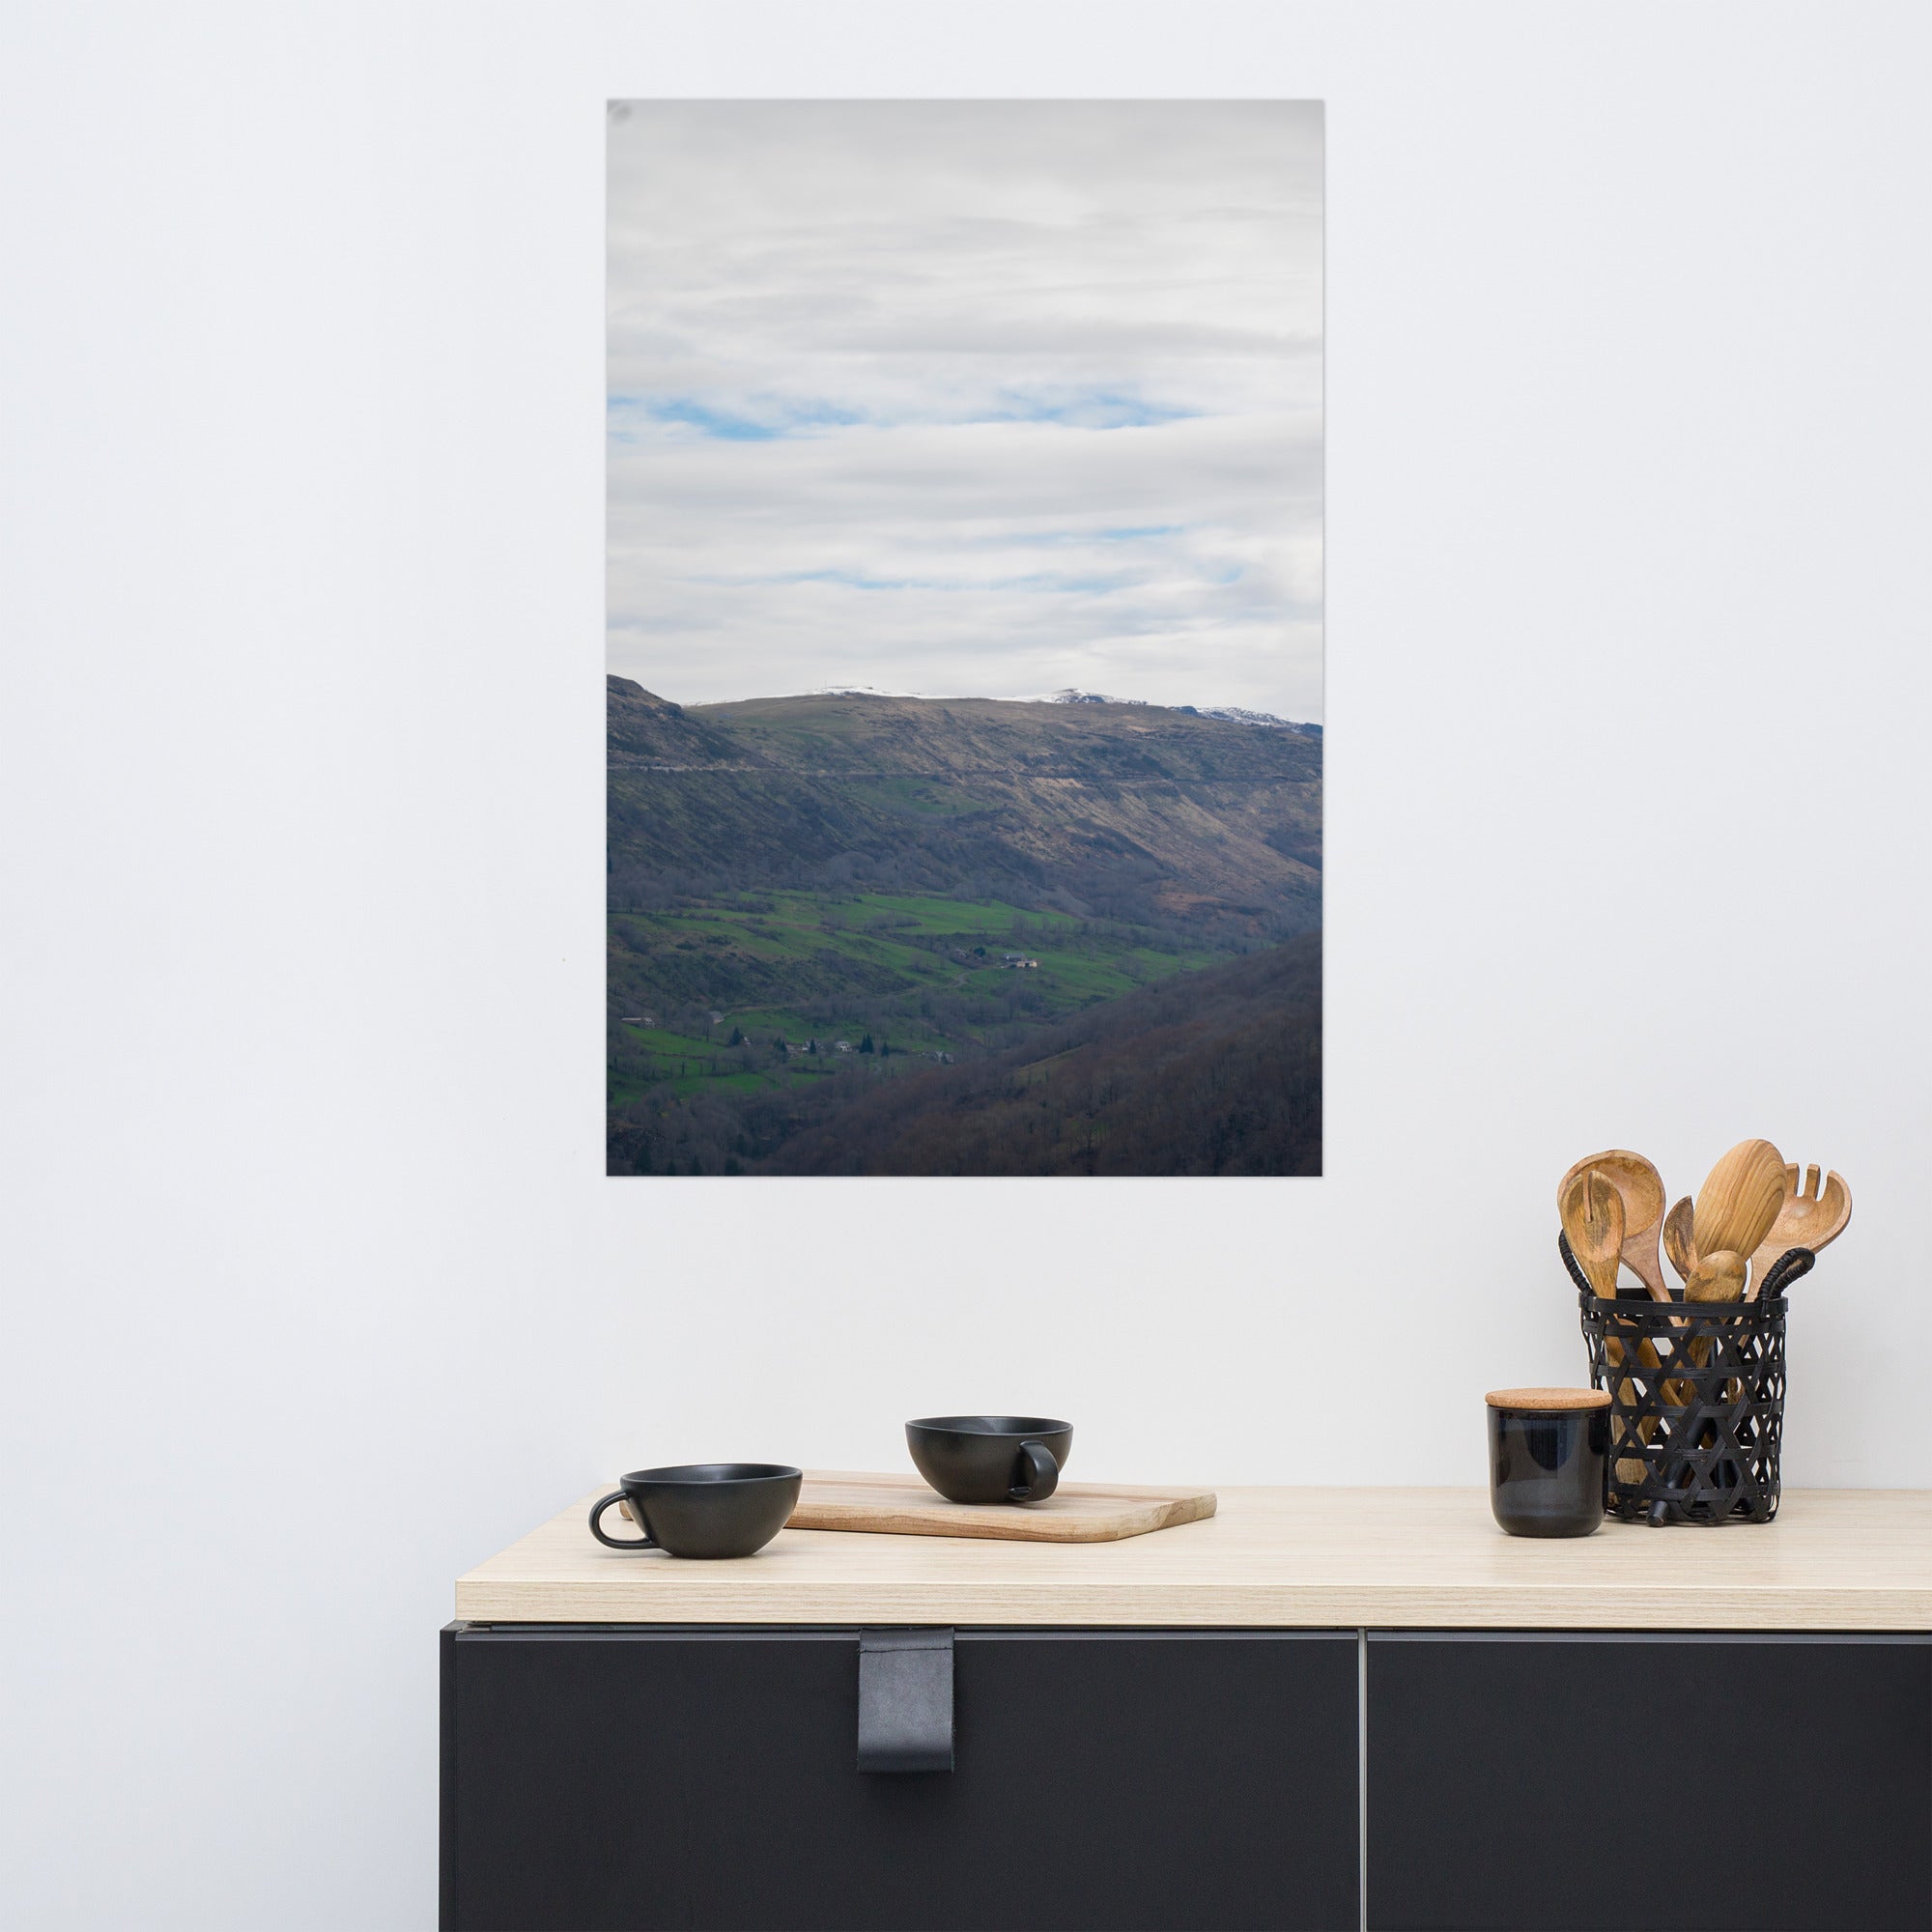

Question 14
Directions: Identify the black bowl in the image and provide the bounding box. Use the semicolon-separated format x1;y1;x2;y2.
588;1462;802;1558
906;1416;1073;1505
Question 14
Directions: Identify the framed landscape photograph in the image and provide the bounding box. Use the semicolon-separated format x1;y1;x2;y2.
607;101;1322;1176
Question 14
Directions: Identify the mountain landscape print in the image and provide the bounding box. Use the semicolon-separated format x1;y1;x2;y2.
607;101;1322;1177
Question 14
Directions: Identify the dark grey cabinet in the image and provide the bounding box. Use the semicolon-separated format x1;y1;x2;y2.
1365;1633;1932;1931
441;1625;1361;1932
443;1623;1932;1931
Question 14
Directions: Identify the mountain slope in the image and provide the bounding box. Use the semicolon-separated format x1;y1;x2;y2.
609;682;1321;939
607;676;754;767
751;933;1321;1177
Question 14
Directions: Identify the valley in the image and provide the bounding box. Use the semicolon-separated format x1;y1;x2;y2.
607;679;1321;1175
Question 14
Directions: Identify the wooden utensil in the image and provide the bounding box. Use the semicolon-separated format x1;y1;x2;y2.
1662;1196;1697;1285
1667;1248;1748;1405
1683;1249;1746;1303
1747;1165;1852;1298
1559;1168;1624;1296
1556;1151;1670;1301
1654;1194;1707;1406
1557;1234;1657;1478
1560;1170;1650;1482
1691;1139;1787;1270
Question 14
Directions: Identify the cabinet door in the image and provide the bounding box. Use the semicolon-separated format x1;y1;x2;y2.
442;1625;1359;1932
1366;1632;1932;1931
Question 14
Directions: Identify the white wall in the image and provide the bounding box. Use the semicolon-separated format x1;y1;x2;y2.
5;3;1928;1925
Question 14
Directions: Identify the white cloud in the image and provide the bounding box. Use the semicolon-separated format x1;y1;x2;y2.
607;101;1322;720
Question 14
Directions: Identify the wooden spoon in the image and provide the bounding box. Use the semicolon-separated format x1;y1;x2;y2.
1559;1167;1624;1297
1747;1165;1852;1299
1662;1196;1697;1285
1692;1140;1786;1269
1684;1249;1746;1303
1678;1247;1749;1405
1556;1151;1669;1301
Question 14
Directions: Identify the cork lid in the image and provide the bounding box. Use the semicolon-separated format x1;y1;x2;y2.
1485;1386;1611;1411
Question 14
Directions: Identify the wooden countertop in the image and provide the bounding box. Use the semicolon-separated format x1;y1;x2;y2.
454;1482;1932;1631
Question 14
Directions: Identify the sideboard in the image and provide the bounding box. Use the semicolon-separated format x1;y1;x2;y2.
442;1485;1932;1931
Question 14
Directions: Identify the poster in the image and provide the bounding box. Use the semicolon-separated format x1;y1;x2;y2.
608;102;1321;1176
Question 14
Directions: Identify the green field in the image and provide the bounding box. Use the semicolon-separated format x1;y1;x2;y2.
608;890;1225;1106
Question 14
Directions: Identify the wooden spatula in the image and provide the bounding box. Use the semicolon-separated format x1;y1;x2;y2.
1692;1140;1787;1271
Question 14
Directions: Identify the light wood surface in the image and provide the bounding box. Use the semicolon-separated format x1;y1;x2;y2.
1559;1149;1669;1300
1749;1163;1852;1297
785;1471;1215;1542
454;1485;1932;1631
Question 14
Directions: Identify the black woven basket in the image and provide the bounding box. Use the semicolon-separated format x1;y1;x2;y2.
1565;1234;1811;1526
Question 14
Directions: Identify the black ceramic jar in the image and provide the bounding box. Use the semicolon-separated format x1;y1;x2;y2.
1485;1387;1608;1538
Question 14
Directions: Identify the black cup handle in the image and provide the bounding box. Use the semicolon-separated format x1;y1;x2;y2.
588;1491;657;1550
1009;1440;1060;1503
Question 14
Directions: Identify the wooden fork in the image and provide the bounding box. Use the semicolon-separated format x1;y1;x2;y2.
1747;1165;1852;1298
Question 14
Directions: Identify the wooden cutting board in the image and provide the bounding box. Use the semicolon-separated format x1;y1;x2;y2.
785;1470;1217;1544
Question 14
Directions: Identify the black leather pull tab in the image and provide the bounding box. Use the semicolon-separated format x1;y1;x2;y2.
857;1629;954;1773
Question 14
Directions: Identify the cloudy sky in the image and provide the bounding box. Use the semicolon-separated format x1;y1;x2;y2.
607;101;1321;721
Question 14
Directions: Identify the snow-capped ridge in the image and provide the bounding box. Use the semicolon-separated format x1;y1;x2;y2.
1190;704;1322;736
1040;690;1321;735
1038;687;1146;707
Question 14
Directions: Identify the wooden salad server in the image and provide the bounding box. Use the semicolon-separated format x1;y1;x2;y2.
1747;1165;1852;1299
1691;1140;1787;1273
1557;1151;1669;1301
1560;1168;1650;1482
1559;1167;1625;1297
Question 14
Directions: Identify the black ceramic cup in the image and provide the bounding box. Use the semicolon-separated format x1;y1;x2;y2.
905;1416;1072;1505
587;1463;802;1559
1486;1388;1608;1538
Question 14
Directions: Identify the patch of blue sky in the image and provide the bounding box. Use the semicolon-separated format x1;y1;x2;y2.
608;394;865;441
980;390;1199;430
609;388;1201;439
